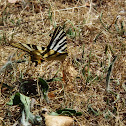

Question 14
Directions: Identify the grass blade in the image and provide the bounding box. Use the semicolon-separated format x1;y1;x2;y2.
106;56;117;91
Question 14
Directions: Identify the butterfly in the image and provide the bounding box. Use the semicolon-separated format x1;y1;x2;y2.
10;26;68;66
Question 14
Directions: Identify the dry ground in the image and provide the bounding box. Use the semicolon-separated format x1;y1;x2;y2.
0;0;126;126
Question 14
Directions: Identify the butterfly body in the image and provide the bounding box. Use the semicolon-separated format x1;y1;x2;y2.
10;26;68;65
29;50;44;64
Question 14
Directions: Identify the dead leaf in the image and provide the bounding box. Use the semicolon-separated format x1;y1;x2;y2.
8;0;18;3
45;115;73;126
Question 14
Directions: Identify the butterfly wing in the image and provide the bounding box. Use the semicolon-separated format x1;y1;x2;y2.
10;41;46;65
47;26;67;53
10;42;33;53
10;41;46;54
41;26;68;61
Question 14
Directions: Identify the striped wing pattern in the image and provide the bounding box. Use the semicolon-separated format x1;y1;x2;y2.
11;42;46;53
47;26;67;53
41;26;67;60
10;26;68;65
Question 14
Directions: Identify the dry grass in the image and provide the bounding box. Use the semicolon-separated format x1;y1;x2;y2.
0;0;126;126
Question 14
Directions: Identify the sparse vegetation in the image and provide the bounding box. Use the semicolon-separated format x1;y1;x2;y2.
0;0;126;126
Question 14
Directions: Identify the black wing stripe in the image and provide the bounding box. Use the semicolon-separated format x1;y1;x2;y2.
55;40;67;52
41;47;45;50
32;45;38;50
41;26;67;57
21;43;33;51
60;47;67;52
59;38;67;46
52;36;66;52
48;26;67;53
47;26;64;49
27;44;31;48
27;44;40;51
51;33;66;50
36;45;46;51
51;27;62;41
26;44;46;52
58;32;66;40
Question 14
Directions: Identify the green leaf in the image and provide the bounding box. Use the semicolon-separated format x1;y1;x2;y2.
20;93;31;120
7;92;21;106
7;92;42;125
82;64;88;76
38;78;49;101
76;112;82;116
57;108;76;114
105;44;108;54
49;112;59;116
56;108;82;116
